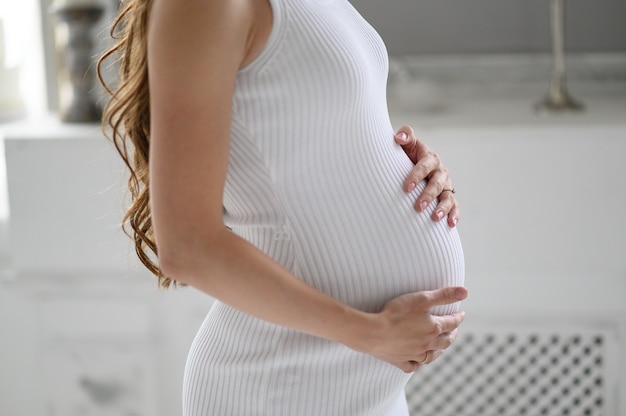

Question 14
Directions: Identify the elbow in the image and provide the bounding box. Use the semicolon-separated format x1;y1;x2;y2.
157;244;200;286
154;227;227;287
157;253;188;286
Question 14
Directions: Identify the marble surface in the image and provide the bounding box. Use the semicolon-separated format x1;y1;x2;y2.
387;53;626;128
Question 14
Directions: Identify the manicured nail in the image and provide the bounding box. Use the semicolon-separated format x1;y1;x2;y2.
407;182;416;192
452;218;458;226
436;210;444;220
395;132;408;141
455;289;466;300
419;201;428;211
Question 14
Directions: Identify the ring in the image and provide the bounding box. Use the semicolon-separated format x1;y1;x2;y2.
416;351;430;365
442;188;456;194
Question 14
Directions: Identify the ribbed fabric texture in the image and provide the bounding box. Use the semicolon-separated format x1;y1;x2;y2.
183;0;465;415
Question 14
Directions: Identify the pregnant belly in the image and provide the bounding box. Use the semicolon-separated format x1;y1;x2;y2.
277;174;466;316
231;146;464;316
294;187;464;314
232;198;464;317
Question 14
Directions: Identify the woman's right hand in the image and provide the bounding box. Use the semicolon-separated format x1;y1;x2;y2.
358;286;468;373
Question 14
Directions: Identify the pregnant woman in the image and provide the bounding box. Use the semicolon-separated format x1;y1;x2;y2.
99;0;466;414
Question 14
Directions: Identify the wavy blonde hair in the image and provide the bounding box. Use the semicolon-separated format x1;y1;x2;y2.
98;0;175;288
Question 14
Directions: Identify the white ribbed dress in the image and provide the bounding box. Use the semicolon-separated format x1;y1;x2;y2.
182;0;465;415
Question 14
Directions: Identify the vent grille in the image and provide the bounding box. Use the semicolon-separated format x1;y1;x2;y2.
406;325;616;416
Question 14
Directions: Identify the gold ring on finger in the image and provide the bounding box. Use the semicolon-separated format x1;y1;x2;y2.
416;351;430;365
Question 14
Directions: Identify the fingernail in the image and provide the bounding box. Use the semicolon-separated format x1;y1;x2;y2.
436;210;444;220
452;218;458;226
395;132;407;141
455;288;466;300
419;201;428;211
407;182;416;192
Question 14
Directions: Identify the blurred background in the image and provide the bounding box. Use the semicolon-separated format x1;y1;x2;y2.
0;0;624;415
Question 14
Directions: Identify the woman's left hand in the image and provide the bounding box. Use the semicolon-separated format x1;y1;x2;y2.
394;125;459;228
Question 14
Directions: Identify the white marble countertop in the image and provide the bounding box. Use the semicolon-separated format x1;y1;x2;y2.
0;114;103;140
387;53;626;129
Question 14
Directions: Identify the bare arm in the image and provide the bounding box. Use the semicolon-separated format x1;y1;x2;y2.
148;0;466;372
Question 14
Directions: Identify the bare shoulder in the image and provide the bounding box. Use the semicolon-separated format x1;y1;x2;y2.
148;0;270;69
148;0;252;55
147;0;265;116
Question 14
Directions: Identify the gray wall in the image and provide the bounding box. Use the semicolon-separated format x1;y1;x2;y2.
351;0;626;55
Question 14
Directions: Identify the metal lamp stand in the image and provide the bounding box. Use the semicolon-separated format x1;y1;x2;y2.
535;0;584;113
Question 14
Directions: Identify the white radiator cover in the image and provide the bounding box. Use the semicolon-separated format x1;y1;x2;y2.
406;319;620;416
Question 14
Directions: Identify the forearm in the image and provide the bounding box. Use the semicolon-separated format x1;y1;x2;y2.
163;227;375;350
